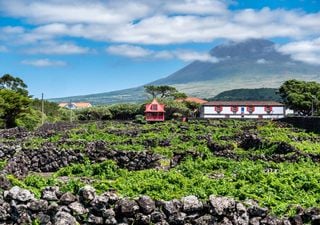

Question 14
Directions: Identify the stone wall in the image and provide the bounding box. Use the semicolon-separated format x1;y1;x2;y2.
1;185;319;225
0;142;162;178
280;117;320;133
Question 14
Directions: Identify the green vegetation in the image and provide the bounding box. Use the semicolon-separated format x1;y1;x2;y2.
211;88;281;101
279;79;320;116
3;119;320;216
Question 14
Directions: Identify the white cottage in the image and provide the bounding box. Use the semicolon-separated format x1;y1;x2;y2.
200;101;285;119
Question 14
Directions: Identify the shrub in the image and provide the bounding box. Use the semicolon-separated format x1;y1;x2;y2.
16;108;43;130
108;104;142;120
76;107;112;121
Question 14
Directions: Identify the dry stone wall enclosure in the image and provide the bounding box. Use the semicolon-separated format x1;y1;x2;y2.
0;185;320;225
1;120;320;224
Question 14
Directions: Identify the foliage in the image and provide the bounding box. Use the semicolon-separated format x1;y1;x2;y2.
144;85;186;99
0;74;28;96
108;103;142;120
279;80;320;116
211;88;281;101
76;107;112;121
16;108;43;130
57;108;76;122
30;99;61;122
4;119;320;216
159;99;190;119
0;89;31;128
0;160;7;170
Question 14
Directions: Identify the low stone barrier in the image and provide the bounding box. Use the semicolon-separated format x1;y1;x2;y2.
2;144;162;177
280;117;320;133
1;185;319;225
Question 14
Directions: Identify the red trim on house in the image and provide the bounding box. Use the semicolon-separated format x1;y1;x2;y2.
247;106;255;113
215;106;223;113
230;106;239;113
264;106;273;113
145;99;165;121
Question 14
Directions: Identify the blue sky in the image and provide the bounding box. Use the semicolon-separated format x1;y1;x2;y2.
0;0;319;98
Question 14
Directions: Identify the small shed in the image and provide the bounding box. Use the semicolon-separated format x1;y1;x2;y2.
145;99;165;121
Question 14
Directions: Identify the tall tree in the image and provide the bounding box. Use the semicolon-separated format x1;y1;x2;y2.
0;89;31;128
279;80;320;116
144;85;185;99
144;85;160;99
0;74;28;96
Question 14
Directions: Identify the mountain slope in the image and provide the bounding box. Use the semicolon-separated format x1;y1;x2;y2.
210;88;281;101
50;39;320;105
154;39;319;85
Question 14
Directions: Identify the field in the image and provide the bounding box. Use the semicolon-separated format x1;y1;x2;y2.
1;119;320;217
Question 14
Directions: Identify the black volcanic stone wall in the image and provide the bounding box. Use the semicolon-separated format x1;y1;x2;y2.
1;185;319;225
0;141;162;177
280;117;320;133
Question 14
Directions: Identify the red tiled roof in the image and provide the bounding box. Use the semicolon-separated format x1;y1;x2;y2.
203;101;284;106
145;99;165;112
58;102;92;108
74;102;92;108
176;97;208;104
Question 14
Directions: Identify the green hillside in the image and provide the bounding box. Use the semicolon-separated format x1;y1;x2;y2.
211;88;281;101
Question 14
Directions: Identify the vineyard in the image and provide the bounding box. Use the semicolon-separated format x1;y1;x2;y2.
1;119;320;224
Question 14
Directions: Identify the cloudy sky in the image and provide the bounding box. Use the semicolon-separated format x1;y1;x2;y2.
0;0;319;98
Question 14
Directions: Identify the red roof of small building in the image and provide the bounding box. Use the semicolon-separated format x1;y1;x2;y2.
176;97;208;104
203;101;284;106
145;99;165;112
59;102;92;108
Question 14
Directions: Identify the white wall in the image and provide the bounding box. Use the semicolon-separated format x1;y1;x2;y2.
201;105;285;119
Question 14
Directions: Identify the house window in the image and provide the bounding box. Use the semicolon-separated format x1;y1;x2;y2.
215;106;223;113
264;106;273;114
247;106;255;114
231;106;238;114
151;104;158;110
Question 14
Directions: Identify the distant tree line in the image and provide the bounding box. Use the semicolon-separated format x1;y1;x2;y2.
1;74;319;130
0;74;72;129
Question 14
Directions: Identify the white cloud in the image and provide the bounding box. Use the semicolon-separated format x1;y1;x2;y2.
21;58;66;67
2;26;25;34
0;0;151;25
0;1;319;45
0;45;8;52
0;0;320;62
256;58;268;64
277;38;320;65
173;50;219;62
106;44;152;58
107;44;219;63
26;42;90;55
164;0;228;15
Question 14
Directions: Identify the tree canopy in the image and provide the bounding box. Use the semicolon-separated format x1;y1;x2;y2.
144;85;186;99
279;80;320;116
0;89;31;128
0;74;28;96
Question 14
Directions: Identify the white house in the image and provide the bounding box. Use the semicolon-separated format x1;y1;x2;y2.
200;101;286;119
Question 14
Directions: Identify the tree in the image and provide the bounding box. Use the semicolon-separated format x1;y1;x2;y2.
144;85;161;99
171;92;187;100
279;80;320;116
144;85;186;99
0;89;31;128
0;74;28;96
157;85;178;98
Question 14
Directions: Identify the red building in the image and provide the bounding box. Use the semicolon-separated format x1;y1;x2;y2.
145;99;165;121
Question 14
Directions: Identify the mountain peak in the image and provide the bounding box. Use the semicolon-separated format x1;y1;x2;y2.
210;38;286;61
